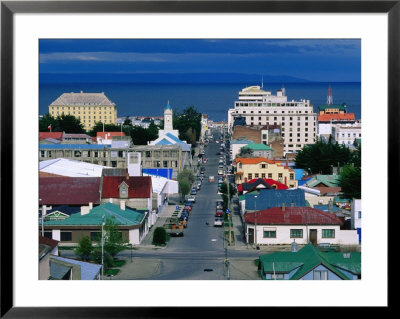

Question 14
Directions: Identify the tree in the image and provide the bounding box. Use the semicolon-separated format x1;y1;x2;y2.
123;116;132;126
88;121;122;137
338;164;361;199
295;140;353;174
39;113;56;132
178;178;191;203
96;217;128;259
153;227;167;245
74;236;94;261
173;105;201;145
52;114;85;133
238;147;254;158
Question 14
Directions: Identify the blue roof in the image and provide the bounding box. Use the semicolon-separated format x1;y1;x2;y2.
294;169;304;181
50;256;101;280
39;144;110;150
231;139;253;144
166;132;182;143
245;189;306;210
156;138;173;145
313;205;341;213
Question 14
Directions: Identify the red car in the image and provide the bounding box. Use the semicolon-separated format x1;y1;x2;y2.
215;209;224;217
184;206;192;212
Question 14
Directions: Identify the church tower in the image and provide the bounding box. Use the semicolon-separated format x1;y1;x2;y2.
164;100;173;131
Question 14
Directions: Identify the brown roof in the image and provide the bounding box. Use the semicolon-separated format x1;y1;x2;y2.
39;177;101;205
232;126;261;144
39;235;59;250
39;171;64;177
313;186;342;195
101;176;152;199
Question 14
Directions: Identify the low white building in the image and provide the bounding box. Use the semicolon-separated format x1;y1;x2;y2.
244;206;359;246
351;199;361;244
39;158;109;177
331;122;361;146
230;139;253;161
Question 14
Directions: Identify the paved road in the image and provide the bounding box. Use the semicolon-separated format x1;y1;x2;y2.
60;129;293;280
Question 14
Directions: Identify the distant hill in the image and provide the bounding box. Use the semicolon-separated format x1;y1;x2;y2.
40;72;312;84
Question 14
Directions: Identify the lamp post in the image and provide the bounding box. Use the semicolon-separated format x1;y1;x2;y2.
101;215;105;280
254;195;258;248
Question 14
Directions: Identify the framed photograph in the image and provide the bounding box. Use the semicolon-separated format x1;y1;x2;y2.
1;0;395;316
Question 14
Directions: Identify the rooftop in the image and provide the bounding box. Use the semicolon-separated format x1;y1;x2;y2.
50;92;115;107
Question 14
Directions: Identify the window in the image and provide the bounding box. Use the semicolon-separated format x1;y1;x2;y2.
271;273;284;280
90;232;101;241
263;230;276;238
313;270;328;280
254;173;259;178
358;211;362;219
145;151;151;158
163;160;168;168
260;164;266;169
290;229;303;238
248;173;252;180
322;229;335;238
43;231;52;239
290;173;294;180
261;173;266;178
60;232;72;241
268;173;272;178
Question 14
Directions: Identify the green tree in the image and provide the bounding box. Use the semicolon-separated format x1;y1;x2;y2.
220;182;237;198
178;178;191;203
123;116;132;126
74;236;94;261
39;113;56;132
130;125;151;145
238;147;254;158
90;249;114;269
96;217;128;259
153;227;167;245
295;140;353;174
338;164;361;199
147;121;160;141
52;114;85;133
173;105;201;145
88;121;122;137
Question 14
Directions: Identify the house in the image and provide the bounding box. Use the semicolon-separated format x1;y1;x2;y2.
258;243;361;280
237;178;288;195
351;199;361;244
234;157;297;188
230;139;253;161
241;142;274;159
41;202;148;245
96;131;126;145
49;256;101;280
100;175;155;226
244;206;359;246
301;174;343;206
244;188;306;213
39;236;59;280
39;132;64;142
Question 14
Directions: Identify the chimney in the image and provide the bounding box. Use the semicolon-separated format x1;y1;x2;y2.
120;201;126;211
282;203;285;211
328;199;333;213
290;202;294;207
89;202;93;210
81;205;90;215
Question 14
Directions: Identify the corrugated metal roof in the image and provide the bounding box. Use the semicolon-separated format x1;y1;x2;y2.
39;177;101;205
39;158;109;177
50;255;102;280
50;92;115;107
245;189;305;211
39;144;109;150
101;176;151;199
244;206;343;226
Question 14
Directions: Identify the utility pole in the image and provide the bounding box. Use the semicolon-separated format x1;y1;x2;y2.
254;195;258;247
101;215;105;280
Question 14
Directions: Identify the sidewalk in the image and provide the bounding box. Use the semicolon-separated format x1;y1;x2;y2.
138;204;178;249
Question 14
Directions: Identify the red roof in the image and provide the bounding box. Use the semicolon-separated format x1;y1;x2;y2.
244;207;343;226
237;178;288;192
96;132;126;139
318;113;355;122
101;176;152;199
39;132;63;141
39;236;59;250
39;177;101;205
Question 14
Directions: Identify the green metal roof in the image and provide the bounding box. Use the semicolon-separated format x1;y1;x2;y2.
306;175;340;188
43;203;145;226
259;243;361;280
318;103;347;111
242;143;272;151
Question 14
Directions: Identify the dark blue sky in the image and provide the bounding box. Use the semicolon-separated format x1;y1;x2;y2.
39;39;361;82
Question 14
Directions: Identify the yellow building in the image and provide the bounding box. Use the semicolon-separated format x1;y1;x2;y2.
234;157;297;188
49;91;117;131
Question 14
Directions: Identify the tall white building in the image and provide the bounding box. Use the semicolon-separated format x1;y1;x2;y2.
158;101;179;138
228;86;317;154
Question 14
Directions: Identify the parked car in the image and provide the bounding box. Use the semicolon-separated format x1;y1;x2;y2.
183;206;192;212
215;209;224;217
187;195;196;203
184;201;193;207
214;218;223;227
190;189;197;195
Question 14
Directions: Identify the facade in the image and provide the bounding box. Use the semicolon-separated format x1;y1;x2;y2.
230;139;253;161
241;142;274;159
331;122;362;146
258;243;361;280
39;236;59;280
157;101;179;138
41;203;149;245
228;86;317;154
351;199;361;243
96;132;126;145
234;157;297;188
244;206;359;246
318;103;347;115
48;91;117;131
317;113;356;137
49;256;101;280
38;143;190;177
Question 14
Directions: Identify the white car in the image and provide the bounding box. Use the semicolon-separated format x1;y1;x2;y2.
214;219;223;227
187;195;196;203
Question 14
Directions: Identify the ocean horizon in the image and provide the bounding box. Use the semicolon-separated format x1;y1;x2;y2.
39;81;361;122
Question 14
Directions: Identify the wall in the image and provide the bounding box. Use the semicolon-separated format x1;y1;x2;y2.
246;224;359;246
300;264;342;280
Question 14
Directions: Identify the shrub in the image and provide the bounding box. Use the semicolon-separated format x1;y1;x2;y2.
153;227;167;245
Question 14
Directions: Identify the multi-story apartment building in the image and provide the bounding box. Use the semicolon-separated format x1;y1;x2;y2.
48;91;117;131
228;86;317;155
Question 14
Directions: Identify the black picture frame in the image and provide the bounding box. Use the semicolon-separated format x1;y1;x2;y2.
1;0;395;317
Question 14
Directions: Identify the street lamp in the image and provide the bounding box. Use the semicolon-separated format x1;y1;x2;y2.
101;215;105;280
